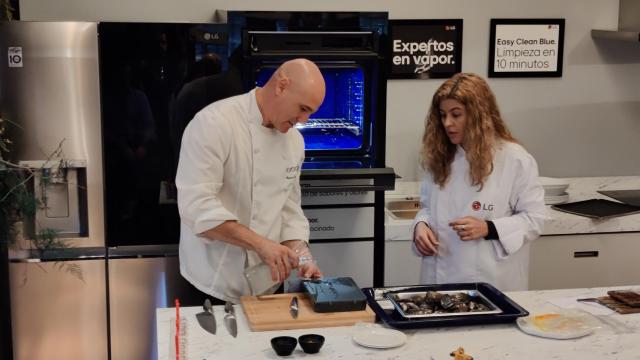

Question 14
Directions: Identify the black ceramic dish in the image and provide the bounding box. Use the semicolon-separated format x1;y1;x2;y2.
270;336;297;356
298;334;325;354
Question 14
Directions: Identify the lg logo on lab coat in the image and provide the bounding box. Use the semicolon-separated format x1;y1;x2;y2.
472;201;493;211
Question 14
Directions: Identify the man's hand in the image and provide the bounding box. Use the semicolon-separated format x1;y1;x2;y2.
414;221;439;256
282;240;323;279
449;216;488;241
254;239;299;282
298;261;323;279
200;222;319;281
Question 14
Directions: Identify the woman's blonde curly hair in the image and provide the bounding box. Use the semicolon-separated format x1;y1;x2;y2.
420;73;516;190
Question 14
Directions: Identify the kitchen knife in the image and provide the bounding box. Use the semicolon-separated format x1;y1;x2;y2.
290;296;299;319
224;301;238;338
195;298;216;335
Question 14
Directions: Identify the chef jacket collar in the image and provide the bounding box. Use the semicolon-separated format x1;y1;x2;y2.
249;87;265;127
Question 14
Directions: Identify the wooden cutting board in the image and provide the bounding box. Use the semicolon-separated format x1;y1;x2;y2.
595;296;640;314
240;292;375;331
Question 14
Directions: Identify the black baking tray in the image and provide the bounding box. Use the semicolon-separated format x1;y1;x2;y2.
598;190;640;207
362;282;528;329
551;199;640;219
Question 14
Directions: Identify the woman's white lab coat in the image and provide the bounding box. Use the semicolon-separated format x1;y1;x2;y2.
412;142;546;291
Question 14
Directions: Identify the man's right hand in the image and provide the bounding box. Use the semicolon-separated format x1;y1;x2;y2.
414;221;439;256
201;221;300;281
254;239;299;282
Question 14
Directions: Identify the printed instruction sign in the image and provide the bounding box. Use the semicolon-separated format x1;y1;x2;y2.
489;19;565;78
388;19;463;79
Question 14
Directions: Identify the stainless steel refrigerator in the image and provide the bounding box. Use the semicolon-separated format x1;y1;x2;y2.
1;21;214;360
98;21;231;360
0;21;108;360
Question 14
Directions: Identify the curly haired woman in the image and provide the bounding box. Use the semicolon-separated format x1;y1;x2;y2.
412;73;546;291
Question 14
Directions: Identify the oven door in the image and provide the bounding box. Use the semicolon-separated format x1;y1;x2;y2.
242;31;385;164
251;61;373;157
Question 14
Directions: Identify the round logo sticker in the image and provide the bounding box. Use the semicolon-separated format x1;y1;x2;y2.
472;201;481;211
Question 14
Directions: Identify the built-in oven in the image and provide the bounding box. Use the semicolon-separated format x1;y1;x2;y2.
229;12;395;287
254;60;367;157
239;27;387;169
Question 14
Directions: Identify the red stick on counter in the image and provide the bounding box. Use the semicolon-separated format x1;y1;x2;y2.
175;298;180;360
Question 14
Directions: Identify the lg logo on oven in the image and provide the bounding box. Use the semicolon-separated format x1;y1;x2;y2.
472;201;493;211
8;47;23;68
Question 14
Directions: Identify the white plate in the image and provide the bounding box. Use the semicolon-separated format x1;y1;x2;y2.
545;192;569;205
516;310;598;340
352;324;407;349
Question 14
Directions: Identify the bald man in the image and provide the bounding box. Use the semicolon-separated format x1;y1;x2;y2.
176;59;325;304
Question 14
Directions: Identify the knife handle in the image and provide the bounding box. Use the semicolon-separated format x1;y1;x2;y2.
256;294;289;300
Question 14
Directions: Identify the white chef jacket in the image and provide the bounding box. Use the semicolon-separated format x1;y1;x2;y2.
412;141;546;291
176;88;309;303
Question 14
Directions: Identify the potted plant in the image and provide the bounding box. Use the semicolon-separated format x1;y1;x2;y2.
0;116;83;281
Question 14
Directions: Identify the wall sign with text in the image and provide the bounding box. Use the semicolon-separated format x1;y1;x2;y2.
388;19;463;79
489;19;565;78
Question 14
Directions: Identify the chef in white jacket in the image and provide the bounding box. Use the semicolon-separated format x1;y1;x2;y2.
176;59;325;303
412;73;546;291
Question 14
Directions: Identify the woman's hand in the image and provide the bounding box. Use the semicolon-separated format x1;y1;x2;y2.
449;216;488;241
414;222;439;256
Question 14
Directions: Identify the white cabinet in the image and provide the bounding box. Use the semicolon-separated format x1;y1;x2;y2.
384;241;422;286
529;233;640;290
304;207;374;240
302;189;378;287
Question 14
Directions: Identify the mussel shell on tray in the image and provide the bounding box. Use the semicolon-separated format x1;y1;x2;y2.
387;290;502;318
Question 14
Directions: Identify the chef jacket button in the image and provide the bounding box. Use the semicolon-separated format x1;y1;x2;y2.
254;148;260;154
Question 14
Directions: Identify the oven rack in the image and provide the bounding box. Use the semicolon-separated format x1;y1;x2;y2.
299;118;361;135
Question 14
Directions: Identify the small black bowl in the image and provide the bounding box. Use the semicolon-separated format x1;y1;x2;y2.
270;336;297;356
298;334;325;354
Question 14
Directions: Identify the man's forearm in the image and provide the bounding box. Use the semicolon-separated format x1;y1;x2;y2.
281;239;307;248
200;220;264;252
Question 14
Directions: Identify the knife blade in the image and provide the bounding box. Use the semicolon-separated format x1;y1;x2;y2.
290;296;299;319
195;298;216;335
224;301;238;338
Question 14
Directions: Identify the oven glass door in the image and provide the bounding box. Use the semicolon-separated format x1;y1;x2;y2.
255;64;366;152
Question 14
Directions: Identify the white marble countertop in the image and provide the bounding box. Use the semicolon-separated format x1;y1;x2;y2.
157;285;640;359
385;176;640;240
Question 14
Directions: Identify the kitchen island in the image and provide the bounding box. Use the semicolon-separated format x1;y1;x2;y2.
156;285;639;359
